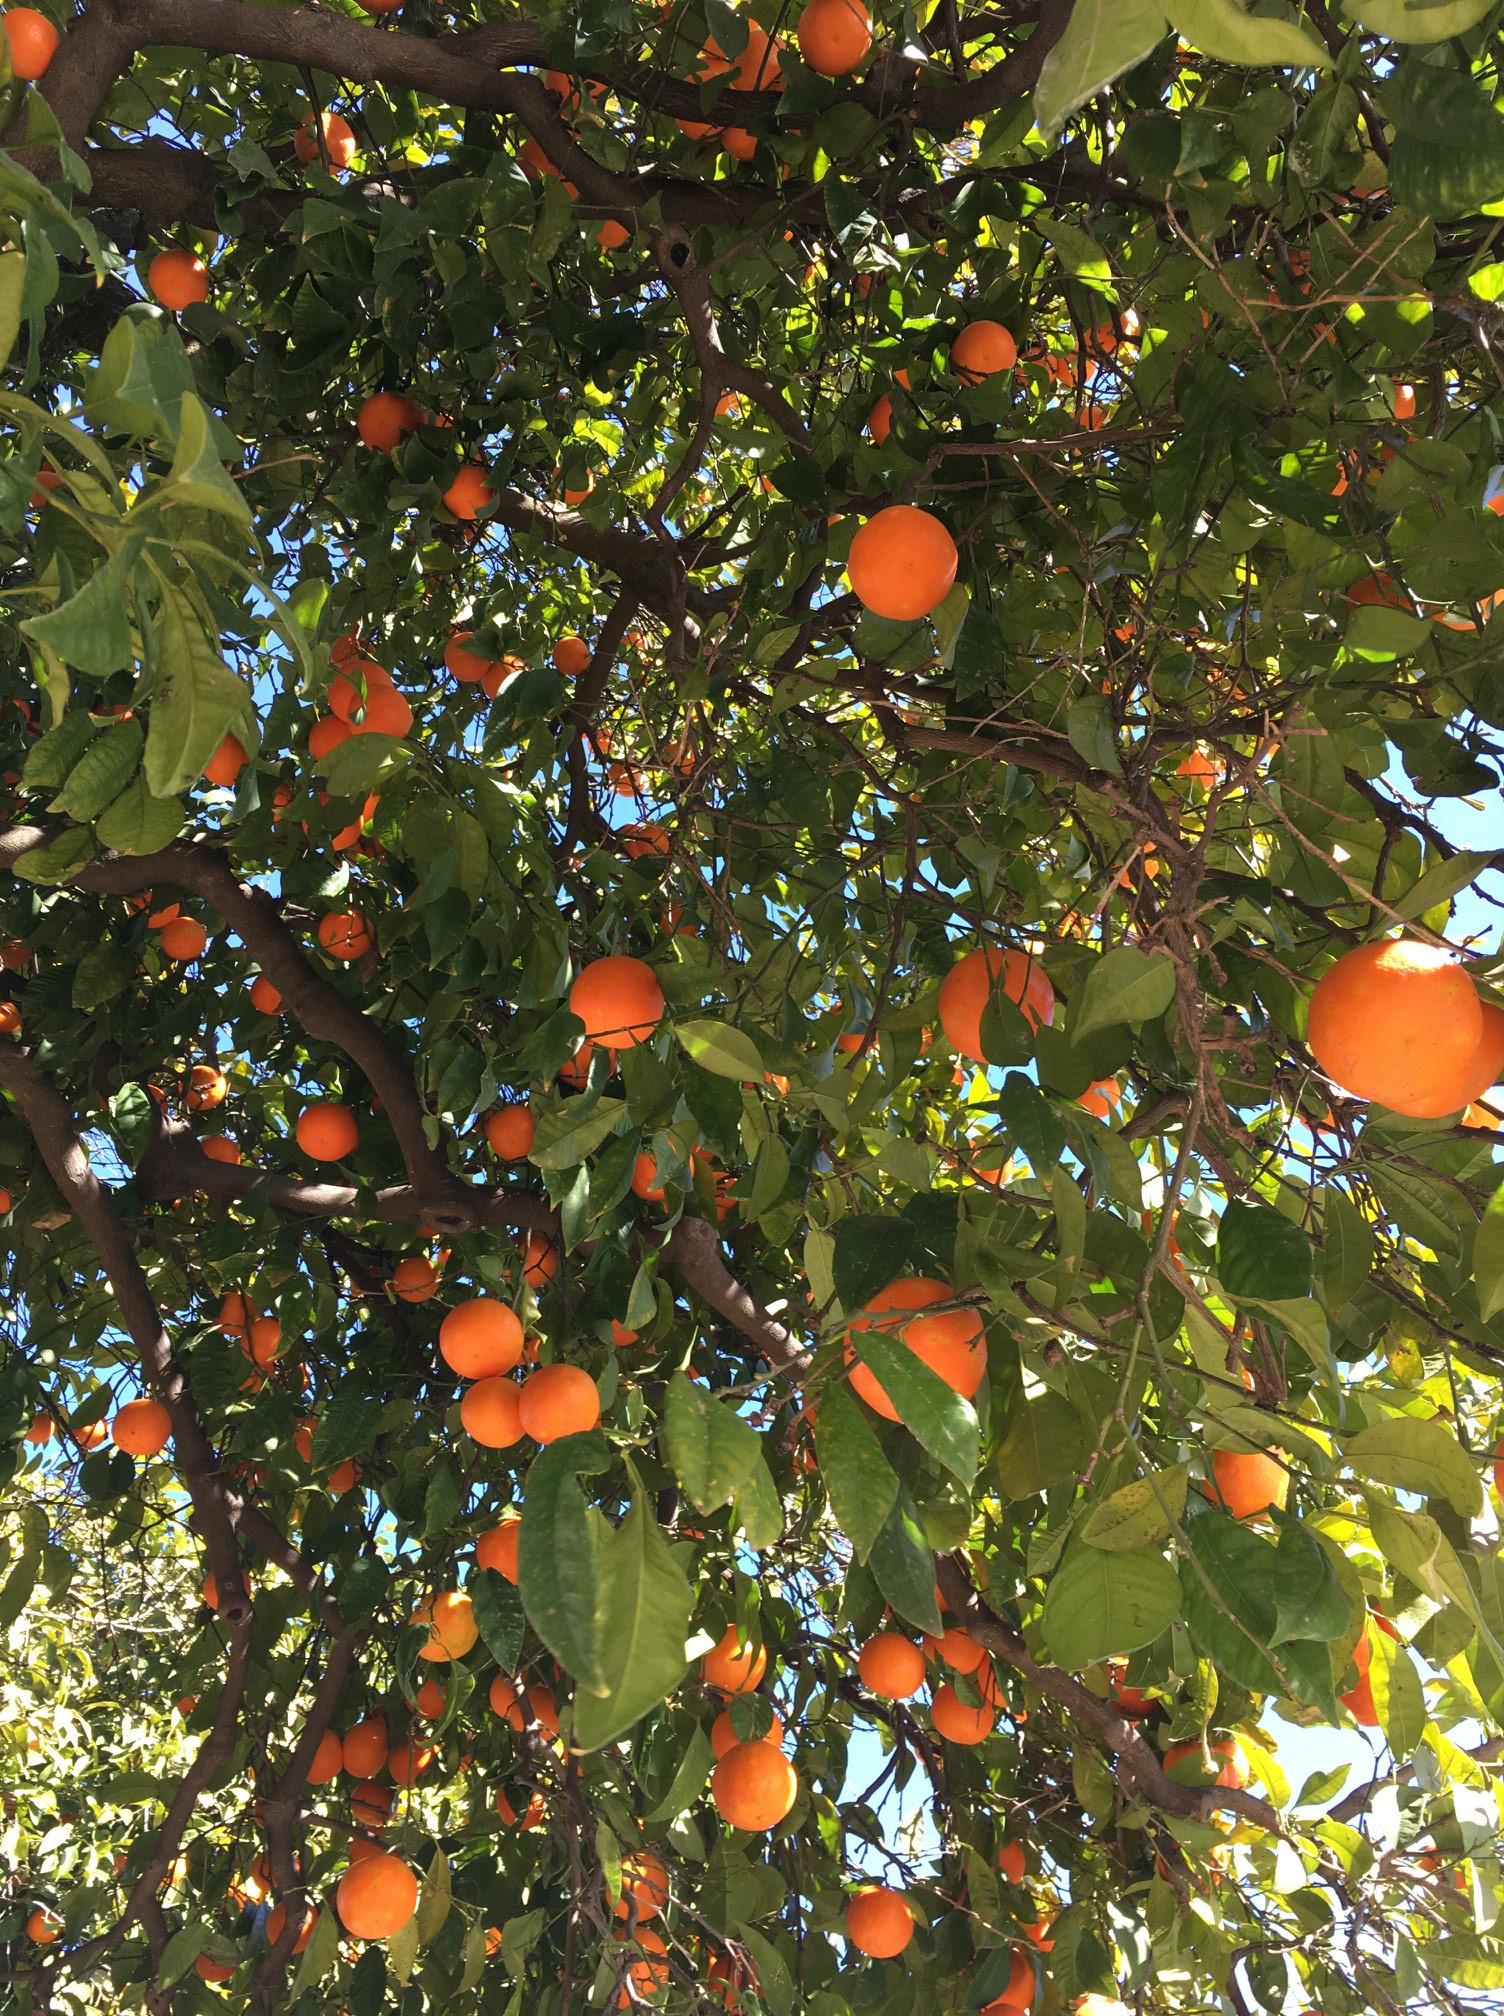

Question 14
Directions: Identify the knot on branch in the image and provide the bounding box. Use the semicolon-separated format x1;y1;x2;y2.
654;225;697;276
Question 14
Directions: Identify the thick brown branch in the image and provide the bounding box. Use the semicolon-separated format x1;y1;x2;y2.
662;1216;810;1376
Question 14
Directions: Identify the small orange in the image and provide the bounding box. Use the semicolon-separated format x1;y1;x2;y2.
553;634;592;678
846;505;958;621
1209;1447;1288;1520
248;974;282;1015
847;1885;914;1958
443;463;495;520
203;730;246;786
295;110;356;170
265;1902;317;1954
931;1681;996;1746
317;910;373;961
358;391;421;451
3;7;59;79
710;1707;783;1757
147;249;209;311
938;945;1054;1060
614;1850;670;1921
159;917;208;962
0;1001;22;1036
342;1718;389;1779
796;0;872;74
306;1729;344;1784
475;1511;521;1581
296;1102;358;1161
951;319;1017;382
483;1105;535;1158
391;1256;441;1304
25;1906;60;1943
847;1277;986;1420
414;1677;447;1719
411;1589;478;1662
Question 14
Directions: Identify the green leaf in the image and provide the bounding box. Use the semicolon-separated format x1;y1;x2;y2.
528;1094;627;1170
642;1723;714;1822
1065;693;1124;776
849;1324;979;1484
674;1018;766;1081
996;1388;1087;1497
663;1374;763;1513
470;1566;526;1672
1270;1514;1353;1646
1032;0;1165;135
93;775;184;854
23;709;96;791
1345;0;1496;38
415;1847;451;1945
1042;1543;1181;1667
290;1902;341;1997
868;1490;942;1634
21;540;138;674
813;1382;899;1562
997;1074;1066;1169
71;939;136;1011
733;1456;784;1550
311;1389;383;1471
831;1215;916;1310
1386;60;1504;217
1080;1466;1188;1552
13;828;96;884
50;719;142;820
144;587;251;796
87;306;199;440
1344;1416;1484;1518
1217;1197;1313;1301
1074;949;1177;1039
1391;849;1495;924
572;1475;692;1751
518;1431;611;1696
1323;1188;1373;1312
1181;1514;1336;1714
1369;1628;1428;1758
1164;0;1328;70
1475;1184;1504;1322
0;248;24;367
157;1926;210;1987
160;392;251;524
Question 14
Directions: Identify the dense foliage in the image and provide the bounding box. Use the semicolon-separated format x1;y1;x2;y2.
3;0;1504;2012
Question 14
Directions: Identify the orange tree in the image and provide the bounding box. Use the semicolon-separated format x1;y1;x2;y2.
3;0;1504;2009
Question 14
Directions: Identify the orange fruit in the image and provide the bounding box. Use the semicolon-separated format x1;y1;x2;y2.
295;1102;358;1161
598;219;631;250
980;1945;1037;2012
245;1315;282;1365
203;730;246;786
796;0;872;74
4;7;59;78
335;1851;418;1939
0;1001;20;1037
411;1589;478;1662
440;1297;524;1378
700;21;782;88
847;1885;914;1958
925;1626;987;1673
491;1678;559;1734
522;1232;559;1287
305;1729;344;1784
857;1631;926;1699
517;1363;601;1443
391;1256;441;1303
444;631;495;683
265;1902;317;1954
443;463;495;520
111;1398;171;1457
484;1105;535;1158
476;1511;521;1581
710;1707;784;1757
308;714;352;759
295;110;356;169
951;319;1017;381
317;910;373;961
25;1906;60;1943
342;1718;389;1778
614;1850;670;1921
186;1064;228;1110
702;1625;767;1696
387;1741;436;1786
998;1839;1026;1884
147;249;209;311
218;1292;255;1341
74;1418;108;1450
712;1742;798;1831
1163;1736;1248;1788
25;1412;53;1445
1209;1447;1288;1520
931;1681;996;1745
569;955;665;1048
938;945;1054;1060
248;972;282;1015
358;391;421;450
1306;940;1485;1117
612;1923;670;2002
846;505;958;621
414;1677;447;1719
459;1375;525;1447
159;917;208;961
847;1276;987;1420
196;1956;234;1983
496;1785;547;1828
553;634;592;678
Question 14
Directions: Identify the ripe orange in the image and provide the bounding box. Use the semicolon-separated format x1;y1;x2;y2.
112;1397;171;1456
412;1589;478;1662
159;917;208;962
4;7;59;78
700;20;782;88
25;1906;60;1943
980;1945;1037;2012
74;1418;108;1451
459;1375;525;1447
553;634;592;678
998;1839;1025;1884
925;1625;987;1673
938;945;1054;1060
710;1706;784;1756
444;631;495;683
443;463;495;520
387;1740;436;1786
847;1276;987;1420
484;1104;535;1158
218;1291;255;1340
1079;1076;1121;1119
1209;1447;1288;1519
517;1363;600;1442
598;219;631;250
295;110;356;170
342;1717;389;1778
712;1742;798;1831
350;1781;395;1830
796;0;872;74
952;319;1018;382
248;972;282;1015
306;1729;344;1783
846;505;958;621
496;1784;547;1828
203;730;246;786
335;1851;418;1939
569;954;665;1048
615;1850;670;1921
317;910;373;961
931;1681;996;1745
491;1678;559;1734
414;1677;447;1719
358;391;421;450
186;1064;228;1110
0;1001;22;1036
702;1625;767;1696
847;1885;914;1958
440;1297;524;1378
613;1923;670;2003
522;1232;559;1287
1306;940;1485;1117
147;249;209;311
1163;1736;1248;1788
476;1511;521;1581
858;1631;926;1699
265;1902;317;1954
196;1956;234;1983
391;1256;441;1303
295;1102;358;1161
25;1412;53;1445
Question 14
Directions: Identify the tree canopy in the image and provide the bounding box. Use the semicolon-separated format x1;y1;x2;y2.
4;0;1504;2012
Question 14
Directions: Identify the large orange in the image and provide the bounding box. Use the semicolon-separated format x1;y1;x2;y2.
569;955;665;1048
710;1706;783;1756
614;1850;670;1921
295;1102;358;1161
475;1511;521;1580
317;910;373;961
484;1105;535;1158
938;945;1055;1061
1209;1447;1288;1520
711;1741;798;1830
335;1851;417;1939
847;1885;914;1958
613;1924;670;2003
951;319;1018;382
490;1678;559;1734
702;1624;767;1695
796;0;872;73
112;1398;171;1456
931;1681;996;1745
1305;940;1484;1116
148;250;209;311
847;1277;986;1421
4;7;59;78
846;505;958;621
857;1632;926;1699
459;1375;524;1447
443;463;495;520
295;110;356;170
517;1363;601;1442
440;1298;523;1378
411;1589;478;1662
341;1717;389;1778
357;391;421;450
